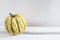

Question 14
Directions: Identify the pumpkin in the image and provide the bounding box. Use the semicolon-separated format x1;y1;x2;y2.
4;13;27;35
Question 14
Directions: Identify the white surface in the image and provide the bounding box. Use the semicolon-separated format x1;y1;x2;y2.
1;34;60;40
0;26;60;40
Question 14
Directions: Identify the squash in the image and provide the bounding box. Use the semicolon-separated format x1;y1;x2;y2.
4;13;27;35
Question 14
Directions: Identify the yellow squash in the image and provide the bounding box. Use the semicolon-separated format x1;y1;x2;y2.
4;13;27;35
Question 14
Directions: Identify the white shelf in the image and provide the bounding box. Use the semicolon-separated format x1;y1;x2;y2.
0;26;60;40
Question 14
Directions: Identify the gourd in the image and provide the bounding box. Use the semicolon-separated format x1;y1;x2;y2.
4;13;27;35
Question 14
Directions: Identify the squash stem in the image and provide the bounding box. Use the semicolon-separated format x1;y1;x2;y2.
9;13;14;17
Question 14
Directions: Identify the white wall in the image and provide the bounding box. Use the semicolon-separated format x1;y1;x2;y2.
48;0;60;27
0;0;60;27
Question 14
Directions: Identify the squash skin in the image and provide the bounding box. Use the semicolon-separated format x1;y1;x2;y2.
4;14;27;35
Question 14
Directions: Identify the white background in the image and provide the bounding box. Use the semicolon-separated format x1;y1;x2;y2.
0;0;60;27
0;0;48;26
0;0;60;40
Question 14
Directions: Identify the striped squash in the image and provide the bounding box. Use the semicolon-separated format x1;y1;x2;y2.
4;13;27;35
